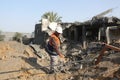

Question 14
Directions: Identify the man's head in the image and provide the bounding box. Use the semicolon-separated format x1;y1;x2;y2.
48;22;57;31
55;26;63;34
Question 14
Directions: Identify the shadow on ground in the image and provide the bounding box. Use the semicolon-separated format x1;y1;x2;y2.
21;56;49;73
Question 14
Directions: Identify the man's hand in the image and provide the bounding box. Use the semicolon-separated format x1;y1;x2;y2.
59;53;64;58
59;54;67;63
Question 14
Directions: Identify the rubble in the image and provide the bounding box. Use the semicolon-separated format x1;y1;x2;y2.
0;39;120;80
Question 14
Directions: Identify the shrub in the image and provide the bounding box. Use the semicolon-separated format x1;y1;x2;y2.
0;35;5;41
13;32;22;42
0;30;5;41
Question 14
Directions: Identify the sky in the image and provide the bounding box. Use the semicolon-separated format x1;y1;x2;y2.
0;0;120;33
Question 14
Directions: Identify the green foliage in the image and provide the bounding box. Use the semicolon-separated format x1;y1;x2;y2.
0;35;5;41
13;32;22;42
0;30;5;41
41;11;62;22
0;30;1;33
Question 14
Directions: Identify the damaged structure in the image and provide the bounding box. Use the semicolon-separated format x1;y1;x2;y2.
62;16;120;48
34;8;120;49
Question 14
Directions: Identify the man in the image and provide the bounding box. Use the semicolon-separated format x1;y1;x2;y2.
46;26;65;74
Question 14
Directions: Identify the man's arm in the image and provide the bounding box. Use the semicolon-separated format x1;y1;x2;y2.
51;38;64;58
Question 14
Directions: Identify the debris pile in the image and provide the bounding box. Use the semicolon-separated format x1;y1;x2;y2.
0;39;120;80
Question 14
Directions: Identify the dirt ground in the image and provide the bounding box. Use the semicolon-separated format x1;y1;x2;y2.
0;41;120;80
0;41;72;80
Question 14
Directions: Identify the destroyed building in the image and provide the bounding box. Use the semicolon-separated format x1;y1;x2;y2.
34;16;120;49
34;8;120;49
62;16;120;48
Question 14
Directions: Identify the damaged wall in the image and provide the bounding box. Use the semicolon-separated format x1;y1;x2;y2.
107;26;120;44
62;17;120;48
34;23;45;45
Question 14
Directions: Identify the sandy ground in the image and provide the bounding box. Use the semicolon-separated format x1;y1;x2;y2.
0;41;72;80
